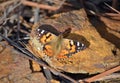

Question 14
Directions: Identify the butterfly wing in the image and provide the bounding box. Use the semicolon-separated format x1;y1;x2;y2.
61;39;86;57
36;28;57;44
36;28;60;57
36;27;86;58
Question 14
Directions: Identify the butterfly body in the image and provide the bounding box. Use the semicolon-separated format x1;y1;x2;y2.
36;27;86;59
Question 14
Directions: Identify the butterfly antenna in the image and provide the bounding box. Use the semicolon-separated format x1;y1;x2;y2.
61;28;71;38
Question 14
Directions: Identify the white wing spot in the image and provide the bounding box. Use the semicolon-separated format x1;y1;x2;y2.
39;34;41;36
70;40;74;45
82;43;84;46
77;42;80;46
41;30;45;34
78;47;81;49
37;28;40;31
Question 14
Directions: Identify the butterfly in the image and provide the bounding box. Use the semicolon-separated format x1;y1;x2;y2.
36;26;86;59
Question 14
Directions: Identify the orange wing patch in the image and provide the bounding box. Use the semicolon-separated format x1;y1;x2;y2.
40;33;54;44
43;44;68;59
43;45;54;57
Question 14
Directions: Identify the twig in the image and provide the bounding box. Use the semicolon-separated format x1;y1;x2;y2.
102;13;120;20
103;13;120;17
104;2;120;14
96;73;120;81
21;0;59;11
19;16;32;28
34;7;40;23
0;1;22;24
17;6;21;41
80;65;120;83
0;0;20;11
43;66;53;83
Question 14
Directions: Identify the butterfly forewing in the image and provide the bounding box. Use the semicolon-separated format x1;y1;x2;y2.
36;28;56;44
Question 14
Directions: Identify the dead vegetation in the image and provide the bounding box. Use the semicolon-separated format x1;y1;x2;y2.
0;0;120;83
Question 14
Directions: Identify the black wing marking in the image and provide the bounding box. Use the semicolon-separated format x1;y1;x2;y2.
65;40;86;57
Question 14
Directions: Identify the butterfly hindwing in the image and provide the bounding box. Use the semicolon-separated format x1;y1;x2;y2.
63;39;86;57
